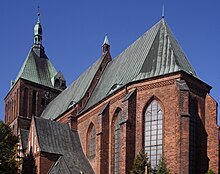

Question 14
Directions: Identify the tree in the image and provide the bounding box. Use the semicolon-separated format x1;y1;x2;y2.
0;121;19;174
206;169;215;174
156;156;170;174
130;149;152;174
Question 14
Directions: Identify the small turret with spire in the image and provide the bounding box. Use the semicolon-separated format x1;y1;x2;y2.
33;6;45;57
102;35;110;55
34;6;43;46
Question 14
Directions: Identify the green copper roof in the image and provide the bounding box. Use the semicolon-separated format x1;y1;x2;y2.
83;18;197;111
41;53;105;119
41;18;197;119
15;46;58;88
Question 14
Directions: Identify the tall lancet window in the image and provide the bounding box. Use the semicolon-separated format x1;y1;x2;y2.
144;100;163;169
87;123;96;158
112;109;122;174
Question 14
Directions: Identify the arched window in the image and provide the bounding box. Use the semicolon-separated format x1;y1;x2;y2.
87;123;96;158
144;100;163;169
189;97;200;173
112;109;122;174
54;79;60;88
23;87;28;117
32;90;37;116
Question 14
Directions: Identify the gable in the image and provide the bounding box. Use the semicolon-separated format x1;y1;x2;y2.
34;117;95;174
26;117;40;155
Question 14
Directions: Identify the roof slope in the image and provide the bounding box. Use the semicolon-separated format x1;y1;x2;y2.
83;18;196;111
20;129;29;149
48;156;72;174
41;54;105;119
34;117;94;174
15;46;57;88
41;18;197;119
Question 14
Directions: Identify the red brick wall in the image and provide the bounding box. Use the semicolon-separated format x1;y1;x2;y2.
135;77;181;173
57;72;218;174
39;152;60;174
206;94;219;173
5;79;61;135
76;74;183;173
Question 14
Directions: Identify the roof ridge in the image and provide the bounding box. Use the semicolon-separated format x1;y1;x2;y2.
163;20;197;76
15;49;33;83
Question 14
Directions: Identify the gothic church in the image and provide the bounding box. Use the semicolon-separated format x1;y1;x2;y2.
4;12;219;174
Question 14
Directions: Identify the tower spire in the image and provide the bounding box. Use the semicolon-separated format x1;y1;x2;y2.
103;34;110;46
34;6;43;45
162;0;165;18
37;5;40;22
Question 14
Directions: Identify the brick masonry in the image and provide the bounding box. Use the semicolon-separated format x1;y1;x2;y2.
5;78;61;135
54;72;219;174
6;63;219;173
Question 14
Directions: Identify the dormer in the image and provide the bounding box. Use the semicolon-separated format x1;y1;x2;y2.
51;71;66;90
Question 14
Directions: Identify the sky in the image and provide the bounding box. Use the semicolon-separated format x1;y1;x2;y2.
0;1;219;123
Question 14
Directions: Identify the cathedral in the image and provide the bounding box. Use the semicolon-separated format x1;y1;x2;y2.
4;11;219;174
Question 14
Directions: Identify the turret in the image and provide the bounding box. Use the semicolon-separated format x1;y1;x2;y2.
34;12;43;45
102;35;110;55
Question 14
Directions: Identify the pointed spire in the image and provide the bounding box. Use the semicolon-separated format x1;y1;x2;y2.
34;6;43;45
102;34;110;55
37;6;40;23
162;0;165;18
103;34;110;46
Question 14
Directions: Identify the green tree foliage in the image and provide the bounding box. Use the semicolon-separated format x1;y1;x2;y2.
130;149;152;174
0;121;19;174
206;169;216;174
156;156;170;174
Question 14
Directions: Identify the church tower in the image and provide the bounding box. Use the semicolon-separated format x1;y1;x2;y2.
4;11;66;135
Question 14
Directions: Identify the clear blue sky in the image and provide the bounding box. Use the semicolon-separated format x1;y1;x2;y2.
1;1;219;123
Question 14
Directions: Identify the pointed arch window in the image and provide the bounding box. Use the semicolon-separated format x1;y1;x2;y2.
144;100;163;169
23;87;28;117
32;90;37;116
112;109;122;174
87;123;96;158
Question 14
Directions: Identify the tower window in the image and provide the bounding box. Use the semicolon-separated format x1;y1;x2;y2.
54;79;60;88
23;88;28;117
144;100;163;169
41;98;45;107
32;90;37;116
61;81;66;88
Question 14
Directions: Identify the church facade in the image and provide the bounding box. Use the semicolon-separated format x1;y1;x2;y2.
4;13;219;174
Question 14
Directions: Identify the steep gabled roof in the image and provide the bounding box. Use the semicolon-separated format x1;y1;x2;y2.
83;18;196;111
34;117;94;174
15;46;58;88
41;53;106;119
48;156;72;174
41;18;197;119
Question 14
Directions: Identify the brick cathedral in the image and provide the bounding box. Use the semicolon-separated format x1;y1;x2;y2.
4;12;219;174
